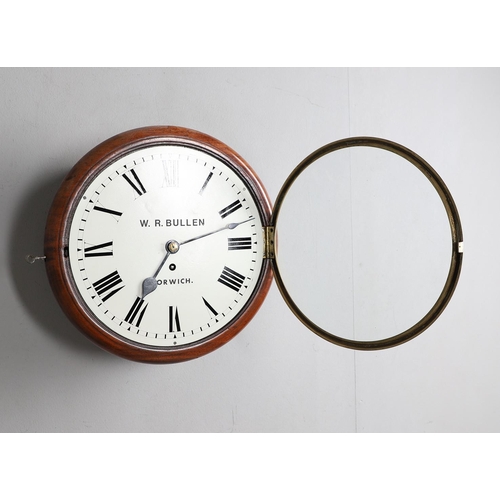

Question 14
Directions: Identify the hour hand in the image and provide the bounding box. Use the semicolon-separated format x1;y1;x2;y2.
141;240;179;298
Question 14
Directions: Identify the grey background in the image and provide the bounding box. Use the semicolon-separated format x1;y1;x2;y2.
2;67;499;432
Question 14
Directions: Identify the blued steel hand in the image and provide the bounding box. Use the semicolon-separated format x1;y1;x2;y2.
141;218;254;299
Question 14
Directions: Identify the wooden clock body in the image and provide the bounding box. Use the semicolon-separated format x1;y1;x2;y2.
44;126;274;363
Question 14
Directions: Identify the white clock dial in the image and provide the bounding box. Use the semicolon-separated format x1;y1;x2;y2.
67;144;265;348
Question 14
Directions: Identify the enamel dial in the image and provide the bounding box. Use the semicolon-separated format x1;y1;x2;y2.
45;127;273;363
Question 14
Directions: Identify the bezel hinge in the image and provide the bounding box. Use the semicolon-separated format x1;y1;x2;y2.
263;226;275;260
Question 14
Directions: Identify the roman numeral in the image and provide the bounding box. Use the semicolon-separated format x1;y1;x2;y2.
125;297;148;327
228;237;252;250
92;270;124;302
93;205;123;217
162;159;179;187
169;306;181;333
84;241;113;258
199;171;213;195
123;169;146;196
218;266;246;292
219;200;242;219
202;297;218;317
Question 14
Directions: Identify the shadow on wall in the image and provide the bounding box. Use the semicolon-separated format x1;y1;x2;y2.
9;170;107;359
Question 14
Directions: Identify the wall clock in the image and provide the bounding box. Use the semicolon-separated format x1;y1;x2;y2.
40;126;463;363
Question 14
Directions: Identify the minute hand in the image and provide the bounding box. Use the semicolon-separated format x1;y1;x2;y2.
179;218;254;246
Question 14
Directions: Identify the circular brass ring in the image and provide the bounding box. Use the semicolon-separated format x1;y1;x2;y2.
270;137;463;350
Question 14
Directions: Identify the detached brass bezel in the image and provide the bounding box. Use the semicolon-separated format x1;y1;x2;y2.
269;137;463;350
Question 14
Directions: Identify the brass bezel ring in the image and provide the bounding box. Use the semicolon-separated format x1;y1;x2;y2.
270;137;463;350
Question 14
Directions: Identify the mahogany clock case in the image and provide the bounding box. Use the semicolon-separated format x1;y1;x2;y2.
44;126;274;363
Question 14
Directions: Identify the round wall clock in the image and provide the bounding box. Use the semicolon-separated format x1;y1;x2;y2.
42;126;463;363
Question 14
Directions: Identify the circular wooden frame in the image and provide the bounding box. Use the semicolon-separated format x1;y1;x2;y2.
44;126;273;363
270;137;463;350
